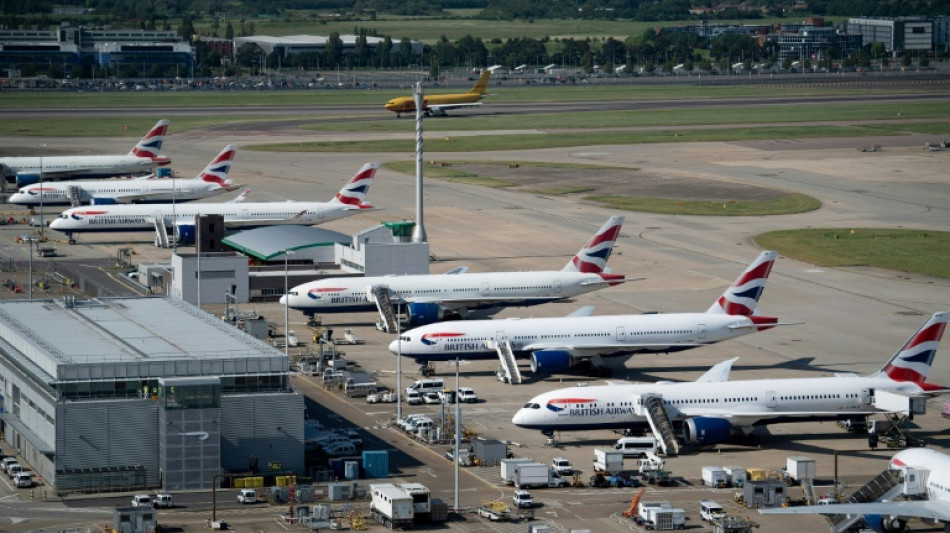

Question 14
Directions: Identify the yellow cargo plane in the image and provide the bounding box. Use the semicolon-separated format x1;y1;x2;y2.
385;69;492;118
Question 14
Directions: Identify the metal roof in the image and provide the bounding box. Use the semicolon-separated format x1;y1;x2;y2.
0;297;286;383
222;225;350;261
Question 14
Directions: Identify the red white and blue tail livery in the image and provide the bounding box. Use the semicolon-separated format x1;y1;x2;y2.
880;310;949;385
329;163;377;209
128;119;171;164
706;250;776;316
563;216;623;274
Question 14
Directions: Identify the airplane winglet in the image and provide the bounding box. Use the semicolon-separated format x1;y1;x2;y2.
566;306;595;318
695;357;739;382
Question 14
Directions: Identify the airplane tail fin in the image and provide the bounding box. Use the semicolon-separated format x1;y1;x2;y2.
468;69;492;95
194;144;237;188
877;311;949;383
562;216;624;280
228;189;251;203
128;119;170;162
705;250;778;315
329;163;378;209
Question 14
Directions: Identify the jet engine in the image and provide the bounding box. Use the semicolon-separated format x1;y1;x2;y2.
16;173;42;187
406;302;444;326
174;223;196;246
530;350;574;374
91;197;118;205
864;514;907;533
682;417;733;445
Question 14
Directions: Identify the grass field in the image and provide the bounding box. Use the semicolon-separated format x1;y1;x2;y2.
756;229;950;278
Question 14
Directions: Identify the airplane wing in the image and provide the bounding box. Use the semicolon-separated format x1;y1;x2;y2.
224;210;308;227
759;499;950;522
443;267;470;275
428;102;482;113
567;306;595;318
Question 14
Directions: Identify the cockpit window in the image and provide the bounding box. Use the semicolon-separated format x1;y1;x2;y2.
401;336;410;342
522;403;540;409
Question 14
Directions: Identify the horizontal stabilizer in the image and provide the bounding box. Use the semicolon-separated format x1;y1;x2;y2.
567;306;595;318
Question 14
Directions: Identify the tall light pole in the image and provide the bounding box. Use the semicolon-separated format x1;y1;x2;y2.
284;249;295;360
28;237;33;300
396;303;402;422
38;143;46;239
411;82;427;243
453;357;461;513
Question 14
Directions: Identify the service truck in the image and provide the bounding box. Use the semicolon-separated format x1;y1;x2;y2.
593;448;624;475
702;466;729;488
785;456;816;484
477;500;512;521
370;483;415;529
512;463;550;489
644;507;686;530
501;458;537;485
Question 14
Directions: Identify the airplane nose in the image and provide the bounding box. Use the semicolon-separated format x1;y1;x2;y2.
278;295;287;306
511;409;523;426
388;340;399;353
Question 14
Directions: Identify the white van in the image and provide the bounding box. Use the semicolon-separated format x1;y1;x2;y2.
700;500;726;522
405;379;445;398
344;381;378;398
614;436;658;458
7;463;23;478
13;472;32;488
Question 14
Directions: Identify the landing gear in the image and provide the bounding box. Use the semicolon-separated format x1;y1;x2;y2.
67;234;76;245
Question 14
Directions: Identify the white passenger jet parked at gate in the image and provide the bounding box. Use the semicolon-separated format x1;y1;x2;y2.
48;162;377;244
511;311;948;442
0;120;171;187
389;250;782;374
8;144;240;207
280;216;626;326
759;448;950;533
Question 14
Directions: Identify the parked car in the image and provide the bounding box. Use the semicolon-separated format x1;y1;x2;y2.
131;494;152;507
457;387;478;403
422;391;442;404
552;457;574;476
237;489;257;504
323;441;357;456
513;489;534;509
154;493;173;508
13;472;33;488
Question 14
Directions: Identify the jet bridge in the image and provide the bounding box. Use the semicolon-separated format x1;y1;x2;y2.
634;394;680;456
827;469;903;533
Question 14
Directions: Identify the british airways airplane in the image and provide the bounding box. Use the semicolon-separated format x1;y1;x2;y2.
48;162;377;244
512;311;948;442
8;144;240;207
0;120;171;187
388;250;782;374
760;448;950;533
280;216;626;326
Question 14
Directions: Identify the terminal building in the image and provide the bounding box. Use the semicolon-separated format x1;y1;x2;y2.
0;296;303;492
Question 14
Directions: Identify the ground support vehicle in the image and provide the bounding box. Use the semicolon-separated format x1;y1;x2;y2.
477;501;511;521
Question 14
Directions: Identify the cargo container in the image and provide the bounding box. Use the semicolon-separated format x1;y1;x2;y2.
593;448;624;475
644;508;685;530
472;438;508;466
500;458;537;485
702;466;729;488
785;456;816;483
362;450;390;478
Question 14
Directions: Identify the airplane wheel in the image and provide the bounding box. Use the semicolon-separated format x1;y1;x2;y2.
68;238;76;245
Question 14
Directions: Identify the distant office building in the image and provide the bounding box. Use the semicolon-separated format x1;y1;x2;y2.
0;23;193;76
0;297;302;492
847;17;936;53
233;34;423;60
775;26;863;62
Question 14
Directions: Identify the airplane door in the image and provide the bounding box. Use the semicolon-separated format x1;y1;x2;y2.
766;390;776;409
697;324;707;340
554;279;561;294
241;208;249;221
495;331;508;349
861;389;871;407
616;327;625;342
481;282;490;296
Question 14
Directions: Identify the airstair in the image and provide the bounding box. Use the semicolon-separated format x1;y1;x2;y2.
67;185;82;207
152;215;169;248
370;285;399;333
827;469;902;533
493;340;522;384
801;478;817;505
637;395;680;456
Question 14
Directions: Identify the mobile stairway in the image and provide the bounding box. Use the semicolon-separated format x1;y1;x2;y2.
492;339;522;384
371;285;399;333
635;394;680;456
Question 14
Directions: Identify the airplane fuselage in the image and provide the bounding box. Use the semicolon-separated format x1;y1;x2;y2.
385;93;483;114
391;312;771;362
1;155;169;181
8;180;227;207
512;375;927;434
48;201;358;234
284;271;612;314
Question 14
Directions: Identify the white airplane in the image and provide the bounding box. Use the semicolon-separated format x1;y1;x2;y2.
760;448;950;533
511;311;948;442
280;216;626;326
0;120;171;187
8;144;240;207
48;162;377;244
389;251;782;375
